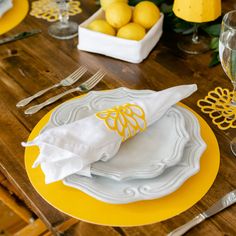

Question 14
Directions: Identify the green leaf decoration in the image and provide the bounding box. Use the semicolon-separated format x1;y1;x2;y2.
160;3;172;13
209;52;220;67
202;24;221;37
173;21;193;34
210;37;219;50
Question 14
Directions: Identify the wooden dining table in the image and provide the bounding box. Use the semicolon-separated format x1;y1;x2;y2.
0;0;236;235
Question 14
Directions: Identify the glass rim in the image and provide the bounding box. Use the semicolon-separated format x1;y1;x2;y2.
223;10;236;30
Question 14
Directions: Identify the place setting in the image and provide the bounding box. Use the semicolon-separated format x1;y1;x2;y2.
22;83;220;227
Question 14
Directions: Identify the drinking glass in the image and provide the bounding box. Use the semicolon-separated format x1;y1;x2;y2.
219;10;236;106
231;137;236;156
219;10;236;156
48;0;78;40
177;23;210;55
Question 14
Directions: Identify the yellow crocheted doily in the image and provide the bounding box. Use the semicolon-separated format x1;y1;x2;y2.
96;103;147;142
197;87;236;130
30;0;82;22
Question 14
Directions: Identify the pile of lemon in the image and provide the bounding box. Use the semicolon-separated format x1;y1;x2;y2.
87;0;160;41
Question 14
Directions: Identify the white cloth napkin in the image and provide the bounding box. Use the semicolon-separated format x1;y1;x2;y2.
22;84;197;184
0;0;13;18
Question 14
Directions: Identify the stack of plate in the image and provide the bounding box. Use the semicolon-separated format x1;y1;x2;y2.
42;88;206;204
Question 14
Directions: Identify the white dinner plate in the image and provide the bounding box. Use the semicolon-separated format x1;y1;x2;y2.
42;88;189;181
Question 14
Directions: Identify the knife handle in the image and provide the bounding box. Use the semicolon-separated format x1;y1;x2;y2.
167;214;206;236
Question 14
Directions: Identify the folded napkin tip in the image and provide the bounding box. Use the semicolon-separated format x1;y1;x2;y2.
45;179;53;185
192;84;198;91
21;140;38;147
32;162;39;168
21;141;27;147
183;84;197;92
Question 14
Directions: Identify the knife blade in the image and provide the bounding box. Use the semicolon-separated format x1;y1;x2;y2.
203;189;236;218
168;189;236;236
0;29;42;45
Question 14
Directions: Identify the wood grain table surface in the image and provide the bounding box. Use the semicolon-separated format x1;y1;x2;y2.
0;0;236;235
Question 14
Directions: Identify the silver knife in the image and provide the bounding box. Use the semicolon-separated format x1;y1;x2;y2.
0;29;41;45
168;189;236;236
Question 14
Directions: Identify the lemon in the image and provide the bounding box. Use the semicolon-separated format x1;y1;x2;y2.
117;23;146;41
105;2;132;28
87;19;116;36
133;1;160;29
100;0;128;10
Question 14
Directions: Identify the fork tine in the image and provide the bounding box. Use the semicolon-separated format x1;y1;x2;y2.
71;66;87;78
86;72;106;89
65;66;86;79
69;67;87;80
88;73;105;89
88;69;104;79
83;73;104;88
83;69;104;86
87;72;106;87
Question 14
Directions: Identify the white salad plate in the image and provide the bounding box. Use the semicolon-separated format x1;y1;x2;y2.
42;88;189;181
91;107;189;181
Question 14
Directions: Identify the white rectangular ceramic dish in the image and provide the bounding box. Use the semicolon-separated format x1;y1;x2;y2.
78;8;164;63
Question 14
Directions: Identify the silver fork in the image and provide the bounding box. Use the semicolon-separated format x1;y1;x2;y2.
16;66;87;107
24;69;105;115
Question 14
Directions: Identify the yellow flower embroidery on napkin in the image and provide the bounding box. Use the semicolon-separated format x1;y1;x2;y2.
96;103;147;141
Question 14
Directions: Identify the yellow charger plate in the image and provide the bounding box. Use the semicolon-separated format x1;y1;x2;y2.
0;0;29;35
24;100;220;226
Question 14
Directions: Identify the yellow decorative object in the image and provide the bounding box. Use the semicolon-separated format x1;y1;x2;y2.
133;1;160;29
100;0;128;10
96;103;146;141
87;19;116;36
117;23;146;41
24;100;220;226
173;0;221;23
30;0;82;22
0;0;29;35
105;2;132;28
197;87;236;130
